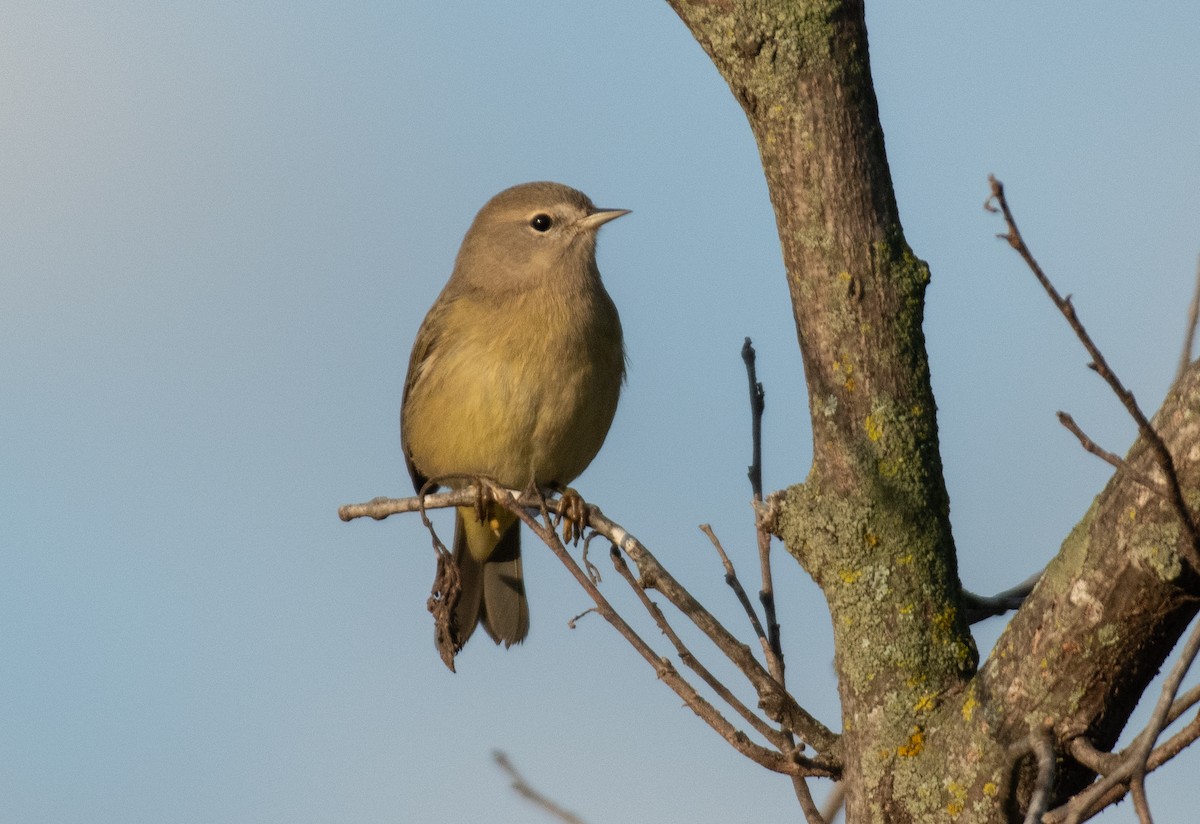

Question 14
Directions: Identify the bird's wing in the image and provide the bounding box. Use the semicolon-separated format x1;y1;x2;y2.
400;297;451;494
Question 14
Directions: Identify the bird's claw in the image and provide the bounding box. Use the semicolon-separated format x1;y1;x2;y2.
558;487;587;545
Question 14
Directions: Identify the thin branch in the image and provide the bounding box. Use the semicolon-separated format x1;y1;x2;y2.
1166;683;1200;727
585;502;839;756
1068;738;1121;776
700;524;770;654
497;487;807;777
790;771;826;824
609;546;791;751
492;750;589;824
1006;727;1056;824
743;338;785;682
962;570;1042;624
1056;412;1169;497
1176;253;1200;384
743;337;766;502
819;782;846;824
700;521;819;810
1130;775;1152;824
987;175;1200;573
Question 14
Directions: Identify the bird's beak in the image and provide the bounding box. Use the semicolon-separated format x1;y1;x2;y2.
579;208;631;230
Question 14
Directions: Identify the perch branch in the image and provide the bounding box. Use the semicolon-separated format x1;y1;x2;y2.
341;484;839;773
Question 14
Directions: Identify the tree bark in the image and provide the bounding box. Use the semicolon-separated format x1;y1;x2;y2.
667;1;1200;821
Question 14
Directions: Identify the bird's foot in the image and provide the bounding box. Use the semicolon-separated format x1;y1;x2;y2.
554;485;588;546
471;478;500;535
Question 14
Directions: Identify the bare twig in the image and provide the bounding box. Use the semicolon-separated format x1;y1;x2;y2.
1056;412;1169;497
566;607;595;629
700;524;770;652
1165;683;1200;727
987;175;1200;573
735;343;827;819
1177;253;1200;384
1068;737;1121;775
743;337;766;502
743;338;784;677
1130;774;1152;824
790;771;826;824
962;570;1042;624
819;782;845;823
585;502;839;756
1007;726;1056;824
492;750;588;824
608;546;790;750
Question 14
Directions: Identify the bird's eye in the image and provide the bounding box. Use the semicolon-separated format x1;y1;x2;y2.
529;214;553;232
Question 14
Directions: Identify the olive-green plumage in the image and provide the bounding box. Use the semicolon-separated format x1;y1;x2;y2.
401;182;627;651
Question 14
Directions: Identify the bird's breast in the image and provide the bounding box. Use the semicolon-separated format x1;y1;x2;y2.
404;285;623;489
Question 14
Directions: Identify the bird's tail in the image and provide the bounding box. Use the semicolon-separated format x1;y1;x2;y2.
451;505;529;650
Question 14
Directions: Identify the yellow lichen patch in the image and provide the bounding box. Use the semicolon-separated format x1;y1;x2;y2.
878;458;902;477
834;358;856;392
945;782;967;818
932;606;956;633
898;603;913;615
865;413;883;441
962;693;978;722
913;693;936;713
897;727;924;757
865;532;879;547
1128;506;1137;521
839;568;862;584
983;782;998;797
897;553;913;565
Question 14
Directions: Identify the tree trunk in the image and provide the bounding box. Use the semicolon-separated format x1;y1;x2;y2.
666;1;1200;821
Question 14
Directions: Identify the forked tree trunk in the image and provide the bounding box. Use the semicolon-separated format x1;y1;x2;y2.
666;2;1200;821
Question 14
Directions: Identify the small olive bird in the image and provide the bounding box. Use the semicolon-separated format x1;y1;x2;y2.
401;182;627;651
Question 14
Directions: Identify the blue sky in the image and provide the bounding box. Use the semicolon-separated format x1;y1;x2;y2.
4;3;1199;822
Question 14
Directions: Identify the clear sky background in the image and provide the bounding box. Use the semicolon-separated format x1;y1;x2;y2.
4;3;1199;822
